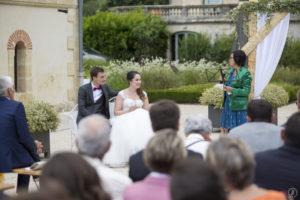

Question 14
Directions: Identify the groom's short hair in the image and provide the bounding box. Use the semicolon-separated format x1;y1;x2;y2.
150;100;180;131
90;67;104;80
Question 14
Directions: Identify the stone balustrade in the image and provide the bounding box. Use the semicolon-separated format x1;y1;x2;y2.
110;4;237;23
111;4;300;24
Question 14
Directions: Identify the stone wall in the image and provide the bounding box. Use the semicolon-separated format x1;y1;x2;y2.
0;0;79;106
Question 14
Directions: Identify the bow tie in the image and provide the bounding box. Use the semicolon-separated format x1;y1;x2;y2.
93;86;102;91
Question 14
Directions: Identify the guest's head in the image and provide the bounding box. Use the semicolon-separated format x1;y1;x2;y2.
184;114;212;141
40;152;110;200
77;114;111;159
297;89;300;111
4;183;71;200
143;129;187;174
0;76;14;100
90;67;106;86
230;50;247;68
171;158;226;200
150;100;180;131
206;137;255;191
282;112;300;148
247;99;273;123
127;71;145;101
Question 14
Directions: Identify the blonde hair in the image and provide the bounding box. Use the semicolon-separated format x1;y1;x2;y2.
206;137;255;190
143;129;187;174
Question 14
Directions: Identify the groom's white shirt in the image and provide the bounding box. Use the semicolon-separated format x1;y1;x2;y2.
91;82;103;102
84;156;132;200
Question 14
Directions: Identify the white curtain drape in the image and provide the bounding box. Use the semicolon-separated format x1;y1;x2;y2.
254;13;290;98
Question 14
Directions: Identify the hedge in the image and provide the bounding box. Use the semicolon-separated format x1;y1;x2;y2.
146;82;299;104
273;82;300;102
146;83;214;103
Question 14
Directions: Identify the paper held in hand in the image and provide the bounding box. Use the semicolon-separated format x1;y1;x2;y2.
28;161;46;171
214;84;231;95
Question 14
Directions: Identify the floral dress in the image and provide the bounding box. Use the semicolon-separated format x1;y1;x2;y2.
220;71;247;130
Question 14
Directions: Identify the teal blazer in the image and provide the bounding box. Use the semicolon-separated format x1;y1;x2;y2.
226;67;252;111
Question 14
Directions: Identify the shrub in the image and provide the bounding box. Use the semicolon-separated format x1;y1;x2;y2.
210;33;235;63
261;84;289;108
279;37;300;69
271;67;300;86
272;82;300;102
199;87;224;109
83;58;225;91
83;59;109;78
147;83;214;103
83;10;169;61
24;101;60;133
178;33;211;62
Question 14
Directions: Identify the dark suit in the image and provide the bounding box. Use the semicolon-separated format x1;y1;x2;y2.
0;97;40;192
254;145;300;200
129;149;202;182
77;83;118;123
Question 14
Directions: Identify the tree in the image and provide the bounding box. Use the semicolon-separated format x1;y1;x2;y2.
83;0;108;16
83;10;169;60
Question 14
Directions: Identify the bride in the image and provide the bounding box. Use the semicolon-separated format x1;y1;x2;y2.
103;71;154;167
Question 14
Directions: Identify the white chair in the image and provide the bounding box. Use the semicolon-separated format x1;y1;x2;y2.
64;98;115;150
109;97;116;118
63;104;78;150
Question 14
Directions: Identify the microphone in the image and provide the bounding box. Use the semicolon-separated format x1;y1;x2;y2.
222;69;227;76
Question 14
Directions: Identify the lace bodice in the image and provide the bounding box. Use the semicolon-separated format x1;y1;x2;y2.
119;90;147;111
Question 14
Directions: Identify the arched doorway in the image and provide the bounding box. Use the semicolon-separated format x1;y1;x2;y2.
14;42;26;92
171;31;197;61
7;30;32;95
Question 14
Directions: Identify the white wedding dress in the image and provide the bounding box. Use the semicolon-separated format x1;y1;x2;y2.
103;90;154;167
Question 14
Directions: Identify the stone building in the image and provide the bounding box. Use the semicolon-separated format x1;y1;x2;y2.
171;0;237;5
114;0;300;60
0;0;80;106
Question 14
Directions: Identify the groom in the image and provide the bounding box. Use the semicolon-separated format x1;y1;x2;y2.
77;67;118;123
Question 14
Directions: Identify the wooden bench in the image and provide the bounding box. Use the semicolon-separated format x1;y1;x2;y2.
12;168;41;176
0;182;14;191
12;168;42;189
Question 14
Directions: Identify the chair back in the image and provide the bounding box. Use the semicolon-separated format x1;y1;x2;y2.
63;104;78;150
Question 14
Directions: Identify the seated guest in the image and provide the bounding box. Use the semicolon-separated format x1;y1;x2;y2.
0;76;42;193
40;152;111;200
255;112;300;200
184;114;212;158
124;129;187;200
129;100;201;182
76;114;132;200
229;99;283;153
4;182;71;200
171;158;226;200
207;137;286;200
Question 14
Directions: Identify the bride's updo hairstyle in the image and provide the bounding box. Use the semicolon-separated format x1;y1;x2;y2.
127;71;146;101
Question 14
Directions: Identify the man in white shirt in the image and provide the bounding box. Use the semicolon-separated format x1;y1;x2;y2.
184;114;212;158
76;114;132;200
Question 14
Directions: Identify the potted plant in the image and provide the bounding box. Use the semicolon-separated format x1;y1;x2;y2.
199;86;224;129
23;101;60;158
261;84;289;125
